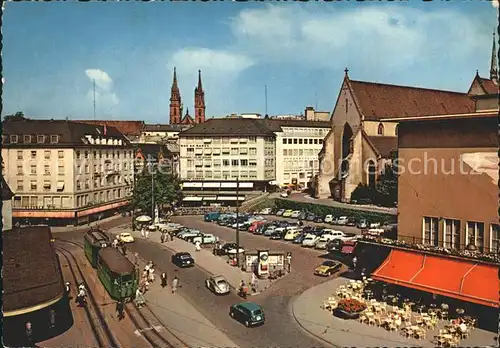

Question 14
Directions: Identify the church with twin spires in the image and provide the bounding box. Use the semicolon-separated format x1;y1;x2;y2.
169;68;206;125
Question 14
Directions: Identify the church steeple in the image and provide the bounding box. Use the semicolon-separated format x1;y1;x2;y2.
169;67;182;124
490;31;498;84
194;69;206;124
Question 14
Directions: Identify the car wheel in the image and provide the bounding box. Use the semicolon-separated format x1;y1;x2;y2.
244;320;250;327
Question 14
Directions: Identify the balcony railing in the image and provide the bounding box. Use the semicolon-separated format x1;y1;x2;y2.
361;234;499;264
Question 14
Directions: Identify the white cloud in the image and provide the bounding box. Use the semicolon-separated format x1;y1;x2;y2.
85;69;114;91
228;5;487;71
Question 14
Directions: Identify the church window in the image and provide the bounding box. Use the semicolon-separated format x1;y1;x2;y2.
377;123;384;135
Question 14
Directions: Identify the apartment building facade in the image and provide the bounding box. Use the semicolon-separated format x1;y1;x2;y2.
2;118;134;225
272;120;330;188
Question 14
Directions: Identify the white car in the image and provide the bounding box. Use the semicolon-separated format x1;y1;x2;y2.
117;232;134;243
259;208;273;215
280;192;289;198
370;222;381;228
225;246;245;255
193;233;219;245
276;209;285;216
337;216;349;225
178;229;202;239
205;275;230;295
290;210;301;218
302;234;320;247
324;215;334;223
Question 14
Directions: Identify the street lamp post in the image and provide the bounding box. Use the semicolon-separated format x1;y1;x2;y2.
151;163;155;223
236;177;240;268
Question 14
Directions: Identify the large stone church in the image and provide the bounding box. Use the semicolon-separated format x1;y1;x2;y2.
315;33;498;203
169;68;206;125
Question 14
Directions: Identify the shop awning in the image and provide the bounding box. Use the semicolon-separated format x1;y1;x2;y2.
182;196;203;202
202;196;217;201
220;182;237;188
217;196;245;201
372;249;499;308
203;182;221;188
239;182;254;188
341;245;355;254
182;182;202;188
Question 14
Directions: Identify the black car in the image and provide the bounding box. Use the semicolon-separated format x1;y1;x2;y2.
293;233;307;244
306;214;316;221
269;231;286;240
326;239;343;252
346;217;357;227
171;252;195;268
314;216;324;223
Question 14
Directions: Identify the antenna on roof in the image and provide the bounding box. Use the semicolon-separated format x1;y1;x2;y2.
93;79;96;120
265;84;268;117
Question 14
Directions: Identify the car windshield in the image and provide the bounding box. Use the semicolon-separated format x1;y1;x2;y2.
323;261;336;266
253;309;263;315
121;234;130;237
216;280;227;285
180;254;191;259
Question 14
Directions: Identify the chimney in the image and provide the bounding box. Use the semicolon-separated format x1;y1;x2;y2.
305;106;315;121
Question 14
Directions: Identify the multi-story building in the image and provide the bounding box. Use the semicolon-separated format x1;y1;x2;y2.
2;118;134;226
2;177;14;231
271;120;330;189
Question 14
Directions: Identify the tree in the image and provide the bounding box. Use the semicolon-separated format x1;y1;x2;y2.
375;151;398;207
132;171;183;215
4;111;26;121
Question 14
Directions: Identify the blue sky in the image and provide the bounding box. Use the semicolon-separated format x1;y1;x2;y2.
3;2;498;122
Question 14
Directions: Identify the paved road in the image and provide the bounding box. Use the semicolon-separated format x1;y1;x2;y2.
274;192;397;215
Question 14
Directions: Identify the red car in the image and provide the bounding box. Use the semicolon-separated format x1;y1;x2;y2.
248;221;266;233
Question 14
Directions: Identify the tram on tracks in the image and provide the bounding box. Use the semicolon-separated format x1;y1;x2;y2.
97;247;138;301
84;229;111;268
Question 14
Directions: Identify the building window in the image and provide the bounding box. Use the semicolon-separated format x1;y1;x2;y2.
249;171;257;178
58;150;64;159
50;135;59;143
24;135;32;143
44;150;51;159
17;165;23;175
17;150;23;160
282;138;286;144
11;135;18;143
230;148;238;155
443;219;460;250
491;224;500;254
30;164;37;175
30;180;37;191
43;181;51;191
58;165;64;175
423;216;439;246
466;221;484;252
309;139;313;144
222;159;230;167
85;151;89;159
44;164;51;175
319;139;323;144
249;148;257;156
240;159;248;166
377;123;384;135
17;180;23;191
231;159;239;166
249;160;257;167
76;151;81;159
31;151;37;159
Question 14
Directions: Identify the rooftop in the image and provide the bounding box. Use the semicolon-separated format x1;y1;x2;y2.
381;110;498;123
4;226;65;313
74;120;145;136
143;124;186;132
98;247;135;275
348;79;475;121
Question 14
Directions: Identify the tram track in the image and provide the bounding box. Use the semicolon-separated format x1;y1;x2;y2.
55;244;119;348
57;238;190;348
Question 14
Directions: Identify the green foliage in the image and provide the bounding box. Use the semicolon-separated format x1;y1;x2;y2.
4;111;26;121
132;171;183;214
273;198;396;224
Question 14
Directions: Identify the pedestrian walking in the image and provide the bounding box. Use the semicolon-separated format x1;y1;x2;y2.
121;244;127;256
65;281;71;299
161;272;168;288
251;274;258;293
160;232;165;244
172;276;179;294
135;288;145;307
195;240;201;252
145;229;150;239
116;300;125;320
352;256;358;270
141;228;145;238
170;232;174;242
112;239;119;248
49;309;56;329
25;321;33;346
148;267;155;283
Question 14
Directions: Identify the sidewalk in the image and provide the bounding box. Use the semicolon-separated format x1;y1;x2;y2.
128;250;239;348
292;277;497;348
110;226;271;295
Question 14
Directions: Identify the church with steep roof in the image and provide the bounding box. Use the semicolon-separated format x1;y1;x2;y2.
169;68;206;125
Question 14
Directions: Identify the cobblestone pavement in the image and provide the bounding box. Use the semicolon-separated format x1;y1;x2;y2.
293;277;498;348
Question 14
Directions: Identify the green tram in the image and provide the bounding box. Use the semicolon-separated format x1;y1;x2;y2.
97;247;138;301
84;229;111;268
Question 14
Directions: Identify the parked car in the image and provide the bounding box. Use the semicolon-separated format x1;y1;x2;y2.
297;211;308;220
276;209;285;216
248;221;266;233
280;192;289;198
326;238;343;253
324;215;334;223
302;234;320;247
269;231;286;240
204;212;221;222
314;260;342;277
290;210;301;218
306;213;316;221
336;216;349;225
292;233;306;244
282;209;294;217
171;252;195;268
263;226;277;236
205;275;230;295
370;222;381;228
192;233;219;245
346;217;357;227
356;219;368;229
314;216;324;223
259;208;273;215
229;302;265;327
284;229;302;241
314;234;336;249
178;229;202;239
221;243;245;255
117;232;134;244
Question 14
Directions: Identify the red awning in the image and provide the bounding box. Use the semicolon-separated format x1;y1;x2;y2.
372;249;499;308
341;245;355;254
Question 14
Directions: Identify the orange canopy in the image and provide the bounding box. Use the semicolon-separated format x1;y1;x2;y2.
372;249;499;308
